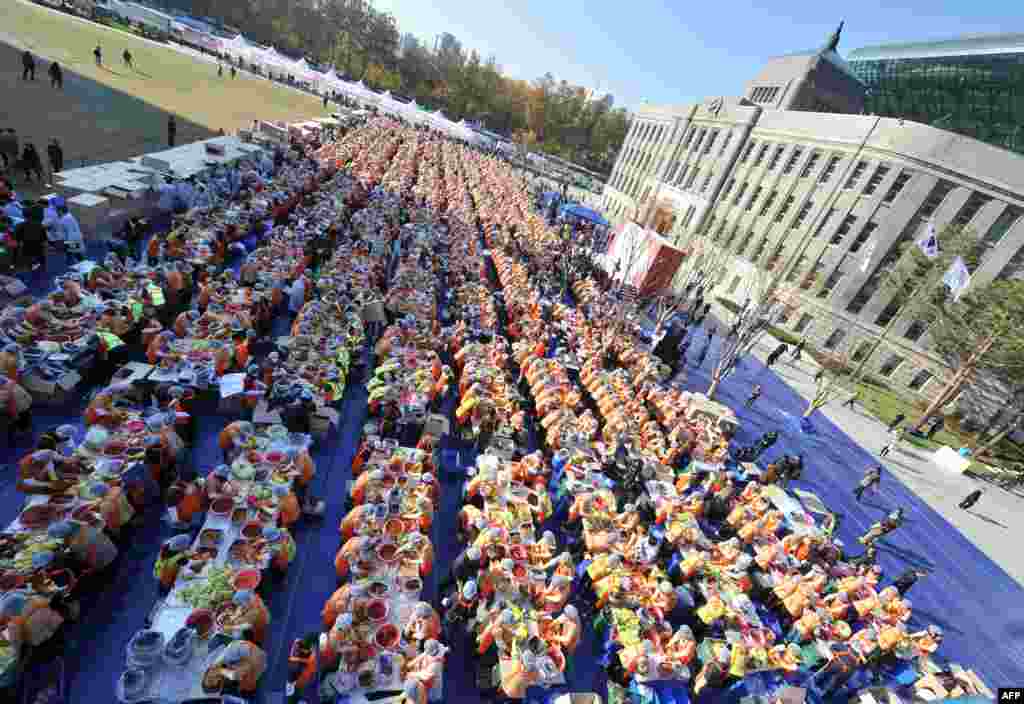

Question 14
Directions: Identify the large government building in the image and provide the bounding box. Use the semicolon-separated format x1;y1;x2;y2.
601;25;1024;421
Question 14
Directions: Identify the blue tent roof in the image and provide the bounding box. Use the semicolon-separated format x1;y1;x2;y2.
562;204;608;226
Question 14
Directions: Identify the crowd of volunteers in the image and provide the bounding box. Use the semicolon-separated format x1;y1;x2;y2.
0;109;989;704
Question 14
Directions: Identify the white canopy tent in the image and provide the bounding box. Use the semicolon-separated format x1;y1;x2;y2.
377;91;404;116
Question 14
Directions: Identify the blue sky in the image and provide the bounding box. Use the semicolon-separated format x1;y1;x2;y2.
373;0;1017;110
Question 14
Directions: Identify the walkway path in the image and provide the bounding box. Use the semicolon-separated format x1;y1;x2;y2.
742;328;1024;588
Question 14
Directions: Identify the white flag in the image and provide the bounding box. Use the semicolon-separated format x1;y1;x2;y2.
943;256;971;302
916;222;940;259
860;239;877;273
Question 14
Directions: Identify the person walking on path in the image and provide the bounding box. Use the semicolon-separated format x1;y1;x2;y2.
854;465;882;502
20;143;44;183
167;116;177;148
54;202;84;264
859;507;904;547
745;384;762;408
218;64;223;78
790;337;806;361
958;488;983;510
230;65;237;79
892;568;928;597
122;49;133;69
766;343;787;369
21;51;35;81
48;61;63;89
46;139;63;180
843;390;860;410
887;413;906;433
94;45;103;67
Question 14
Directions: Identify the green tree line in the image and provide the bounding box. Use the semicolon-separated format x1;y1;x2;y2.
173;0;630;173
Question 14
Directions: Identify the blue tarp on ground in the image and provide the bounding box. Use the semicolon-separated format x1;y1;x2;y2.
561;204;609;226
1;241;1020;704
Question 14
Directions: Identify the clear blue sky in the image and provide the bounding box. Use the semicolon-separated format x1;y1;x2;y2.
374;0;1017;110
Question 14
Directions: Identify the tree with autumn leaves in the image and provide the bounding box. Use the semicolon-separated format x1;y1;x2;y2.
177;0;630;172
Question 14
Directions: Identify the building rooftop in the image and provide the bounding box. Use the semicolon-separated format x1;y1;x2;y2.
771;22;862;82
848;33;1024;62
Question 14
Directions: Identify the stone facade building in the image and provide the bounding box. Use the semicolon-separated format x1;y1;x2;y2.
601;25;1024;421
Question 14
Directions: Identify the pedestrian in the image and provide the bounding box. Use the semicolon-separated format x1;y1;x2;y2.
55;202;84;263
48;61;63;89
892;568;928;596
878;440;893;457
844;390;859;409
745;384;762;408
218;64;223;78
791;336;806;361
814;367;825;384
766;342;787;369
46;138;63;179
854;465;882;502
230;65;237;79
14;207;46;271
0;130;17;171
122;49;133;69
887;413;906;433
167;115;177;148
20;143;44;183
323;93;329;109
21;50;35;81
958;488;983;510
94;44;103;67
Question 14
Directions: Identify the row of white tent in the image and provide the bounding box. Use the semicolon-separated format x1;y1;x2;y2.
217;34;482;144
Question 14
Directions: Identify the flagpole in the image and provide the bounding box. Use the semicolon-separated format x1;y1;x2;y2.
845;248;952;387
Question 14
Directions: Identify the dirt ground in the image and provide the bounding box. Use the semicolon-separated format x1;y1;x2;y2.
0;0;326;191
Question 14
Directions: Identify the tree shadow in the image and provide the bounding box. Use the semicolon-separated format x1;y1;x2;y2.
964;509;1008;529
131;66;152;79
875;541;935;570
99;65;127;77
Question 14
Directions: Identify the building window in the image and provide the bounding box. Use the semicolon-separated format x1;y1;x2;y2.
818;269;845;299
813;208;837;238
767;145;786;172
793;199;814;228
746;186;764;211
875;300;903;326
849;221;877;253
800;151;821;179
824;328;846;349
700;170;715;193
676;165;689;186
702;215;717;236
719;131;733;155
953;193;993;228
775;195;796;222
752;236;769;261
693;129;708;153
740;141;757;164
882;172;911;203
819;155;841;184
919;180;954;219
782;147;804;175
733;181;749;206
685;168;700;190
759;190;779;217
982;206;1023;248
681;206;697;228
879;354;905;378
794;314;814;333
703;130;719;155
682;127;697;149
727;275;742;294
843;160;869;190
863;165;890;196
722;178;736;197
851;342;872;362
714;218;729;242
904;320;927;342
753;143;771;167
908;369;934;391
832;215;858;245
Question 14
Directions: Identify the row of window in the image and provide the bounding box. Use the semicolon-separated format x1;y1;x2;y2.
750;86;781;104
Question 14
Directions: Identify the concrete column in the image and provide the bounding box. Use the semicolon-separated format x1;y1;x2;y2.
862;185;970;322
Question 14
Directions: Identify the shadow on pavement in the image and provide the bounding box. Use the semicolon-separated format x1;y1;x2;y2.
966;510;1009;529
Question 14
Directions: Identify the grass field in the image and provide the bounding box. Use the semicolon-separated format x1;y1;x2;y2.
1;0;325;173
